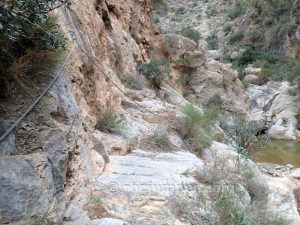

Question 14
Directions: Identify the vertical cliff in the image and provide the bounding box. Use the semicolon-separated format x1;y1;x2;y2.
0;0;161;224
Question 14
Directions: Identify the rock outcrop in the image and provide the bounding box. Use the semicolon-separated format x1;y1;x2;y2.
189;59;248;113
247;81;300;140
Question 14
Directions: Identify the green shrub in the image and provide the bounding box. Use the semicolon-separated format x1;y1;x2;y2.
242;79;250;88
229;30;244;44
263;17;274;26
179;54;195;68
251;51;296;81
223;24;232;35
222;52;232;63
91;196;102;205
179;26;201;46
177;73;190;86
227;1;245;19
177;102;220;154
138;59;169;88
237;45;257;65
213;185;247;225
0;1;68;55
248;31;262;43
287;60;300;83
0;0;68;95
207;92;222;108
95;101;124;133
206;33;219;50
250;0;291;20
146;127;171;149
230;43;297;81
153;17;160;24
153;0;169;10
176;6;186;15
220;113;260;150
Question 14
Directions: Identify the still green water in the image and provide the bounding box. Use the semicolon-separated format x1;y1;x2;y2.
250;140;300;166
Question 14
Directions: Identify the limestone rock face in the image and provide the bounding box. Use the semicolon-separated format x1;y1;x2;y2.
190;61;248;113
247;82;300;140
96;150;203;224
163;34;197;61
0;157;52;224
0;75;80;224
0;0;160;224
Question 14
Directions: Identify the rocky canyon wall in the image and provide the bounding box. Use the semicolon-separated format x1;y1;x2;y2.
0;0;160;224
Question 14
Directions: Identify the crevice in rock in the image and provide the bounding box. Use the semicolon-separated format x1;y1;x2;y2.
263;93;280;112
50;106;69;124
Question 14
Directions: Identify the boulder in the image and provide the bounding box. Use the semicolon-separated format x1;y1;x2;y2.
268;125;298;140
247;82;300;140
267;179;300;225
244;67;263;76
160;83;190;107
190;63;248;113
163;34;197;61
206;59;222;72
244;74;265;85
206;50;220;60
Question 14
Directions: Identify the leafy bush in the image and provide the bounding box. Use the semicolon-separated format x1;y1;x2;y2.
138;59;169;88
177;101;221;154
179;26;201;46
251;51;296;81
220;113;260;150
287;60;300;83
153;0;169;10
250;0;291;20
0;1;68;59
227;1;245;19
176;6;186;15
248;31;262;43
0;0;69;95
228;43;298;81
263;17;273;26
206;92;222;108
236;45;258;66
206;33;219;50
95;101;124;133
176;73;190;87
223;24;232;35
146;127;171;149
179;54;195;68
229;30;244;44
175;158;289;225
213;185;247;225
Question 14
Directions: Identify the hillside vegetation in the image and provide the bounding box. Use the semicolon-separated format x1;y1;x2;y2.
222;0;300;84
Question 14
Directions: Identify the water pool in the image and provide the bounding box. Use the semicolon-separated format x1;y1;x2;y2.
250;140;300;167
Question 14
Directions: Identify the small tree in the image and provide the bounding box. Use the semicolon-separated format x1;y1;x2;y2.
0;0;70;96
138;59;169;88
220;113;260;151
179;26;201;46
